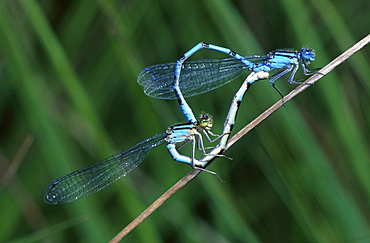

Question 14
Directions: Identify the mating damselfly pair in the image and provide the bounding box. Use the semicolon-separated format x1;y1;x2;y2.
45;42;318;204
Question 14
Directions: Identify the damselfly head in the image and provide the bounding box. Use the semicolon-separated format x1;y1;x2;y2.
198;113;213;130
301;48;315;62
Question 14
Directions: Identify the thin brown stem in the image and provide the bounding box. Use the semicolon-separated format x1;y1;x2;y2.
110;33;369;243
109;169;201;243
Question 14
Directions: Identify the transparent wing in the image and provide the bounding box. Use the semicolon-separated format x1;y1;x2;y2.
137;56;267;99
44;132;167;204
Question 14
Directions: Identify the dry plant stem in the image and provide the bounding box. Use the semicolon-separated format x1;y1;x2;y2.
0;135;34;187
110;34;369;242
109;170;202;243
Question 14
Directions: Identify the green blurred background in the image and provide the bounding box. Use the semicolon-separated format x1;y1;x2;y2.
0;0;369;242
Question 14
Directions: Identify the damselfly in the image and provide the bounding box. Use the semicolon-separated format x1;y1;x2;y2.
138;42;318;123
44;114;219;204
